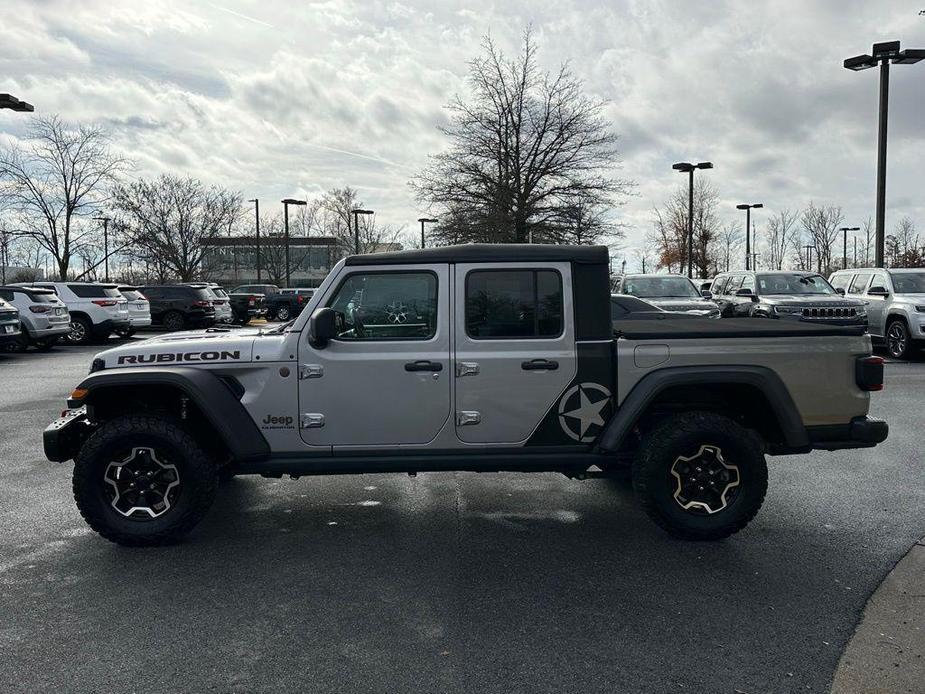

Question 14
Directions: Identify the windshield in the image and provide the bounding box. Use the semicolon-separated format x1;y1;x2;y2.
892;272;925;294
756;274;836;296
622;277;699;299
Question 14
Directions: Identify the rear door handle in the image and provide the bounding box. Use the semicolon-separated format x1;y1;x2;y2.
521;359;559;371
405;360;443;372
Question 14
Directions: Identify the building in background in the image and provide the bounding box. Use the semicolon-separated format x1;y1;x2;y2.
202;236;338;288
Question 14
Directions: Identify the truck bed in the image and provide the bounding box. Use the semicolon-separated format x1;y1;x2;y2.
614;318;867;340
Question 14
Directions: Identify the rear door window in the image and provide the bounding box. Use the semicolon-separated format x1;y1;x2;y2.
465;269;563;339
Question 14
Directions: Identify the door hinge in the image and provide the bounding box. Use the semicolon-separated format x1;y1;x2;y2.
299;364;324;379
300;413;325;429
456;411;481;426
456;361;480;377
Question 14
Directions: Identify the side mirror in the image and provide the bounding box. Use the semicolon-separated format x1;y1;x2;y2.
835;287;846;296
308;307;339;348
868;286;889;297
735;288;754;297
701;290;713;299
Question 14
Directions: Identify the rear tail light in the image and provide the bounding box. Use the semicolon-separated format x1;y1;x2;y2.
92;299;117;307
29;305;52;313
856;355;884;392
248;297;256;306
193;300;211;307
297;295;304;304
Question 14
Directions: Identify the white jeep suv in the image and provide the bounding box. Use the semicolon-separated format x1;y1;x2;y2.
19;282;131;345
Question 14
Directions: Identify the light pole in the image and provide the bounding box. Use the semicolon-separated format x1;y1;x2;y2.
0;93;34;112
281;198;307;288
845;40;924;267
417;217;437;249
248;198;260;282
735;203;763;271
803;245;816;271
672;161;713;278
351;209;374;255
92;216;111;282
840;226;860;269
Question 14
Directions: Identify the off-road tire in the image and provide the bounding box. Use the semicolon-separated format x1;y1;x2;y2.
67;315;93;345
73;414;218;546
162;311;185;332
632;411;768;541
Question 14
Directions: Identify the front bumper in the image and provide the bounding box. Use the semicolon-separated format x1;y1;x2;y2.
44;407;94;462
807;416;889;451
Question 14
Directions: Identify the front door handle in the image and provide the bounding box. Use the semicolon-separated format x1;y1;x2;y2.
404;360;443;372
521;358;559;371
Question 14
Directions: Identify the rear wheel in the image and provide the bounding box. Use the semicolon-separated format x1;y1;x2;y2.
73;414;218;546
886;319;911;360
276;305;291;321
163;311;185;332
632;411;768;541
2;333;29;352
115;327;136;338
66;315;93;345
35;336;60;351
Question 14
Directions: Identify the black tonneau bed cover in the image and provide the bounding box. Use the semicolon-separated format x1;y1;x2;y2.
614;318;867;340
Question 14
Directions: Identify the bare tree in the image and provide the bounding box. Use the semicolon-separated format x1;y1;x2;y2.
861;217;874;267
413;28;630;244
0;115;129;279
649;179;720;276
715;222;743;273
633;247;654;274
765;209;799;270
887;216;923;267
800;203;843;274
114;175;242;282
308;187;403;257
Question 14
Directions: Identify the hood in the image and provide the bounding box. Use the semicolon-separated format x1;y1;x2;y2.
761;295;866;306
94;327;261;369
647;297;719;312
890;293;925;305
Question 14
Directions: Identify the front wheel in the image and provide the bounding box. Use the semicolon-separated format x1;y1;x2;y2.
73;414;218;546
632;411;768;541
886;319;912;360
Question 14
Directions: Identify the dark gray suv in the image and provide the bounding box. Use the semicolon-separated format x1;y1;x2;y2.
712;271;867;326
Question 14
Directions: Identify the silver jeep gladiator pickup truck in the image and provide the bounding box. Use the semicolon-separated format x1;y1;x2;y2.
45;245;888;546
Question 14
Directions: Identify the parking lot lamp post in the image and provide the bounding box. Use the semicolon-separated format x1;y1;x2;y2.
351;209;374;255
0;93;34;112
417;217;437;249
803;244;816;271
92;216;111;282
281;198;307;288
736;203;763;271
840;226;860;269
673;162;712;278
844;40;925;267
248;199;260;282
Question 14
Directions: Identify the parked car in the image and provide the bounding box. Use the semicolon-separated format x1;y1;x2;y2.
228;291;265;325
0;285;70;350
612;273;721;317
18;281;131;344
0;296;22;349
47;244;887;546
266;288;315;321
203;283;234;324
230;283;280;297
141;285;216;331
712;271;867;327
830;267;925;359
115;286;152;337
610;294;696;327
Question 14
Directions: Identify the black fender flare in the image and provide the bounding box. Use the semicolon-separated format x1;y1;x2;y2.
595;365;810;453
70;367;270;462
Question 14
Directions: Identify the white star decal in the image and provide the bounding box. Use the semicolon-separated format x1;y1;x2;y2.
562;386;609;439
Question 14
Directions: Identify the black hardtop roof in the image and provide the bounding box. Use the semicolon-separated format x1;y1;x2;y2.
344;243;609;266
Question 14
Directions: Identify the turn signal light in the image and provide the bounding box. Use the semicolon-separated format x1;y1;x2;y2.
69;388;89;401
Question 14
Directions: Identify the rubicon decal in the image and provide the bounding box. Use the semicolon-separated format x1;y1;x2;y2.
117;350;241;364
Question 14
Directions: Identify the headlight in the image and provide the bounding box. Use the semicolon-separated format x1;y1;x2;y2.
773;306;803;315
855;306;867;318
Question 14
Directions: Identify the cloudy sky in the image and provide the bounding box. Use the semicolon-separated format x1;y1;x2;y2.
2;0;924;268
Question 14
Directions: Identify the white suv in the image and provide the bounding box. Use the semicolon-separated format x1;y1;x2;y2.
19;282;131;345
0;285;71;350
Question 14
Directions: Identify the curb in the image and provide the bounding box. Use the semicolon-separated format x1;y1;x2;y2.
830;536;925;693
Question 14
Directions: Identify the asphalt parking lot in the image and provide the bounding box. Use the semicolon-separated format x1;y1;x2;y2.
1;340;923;694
